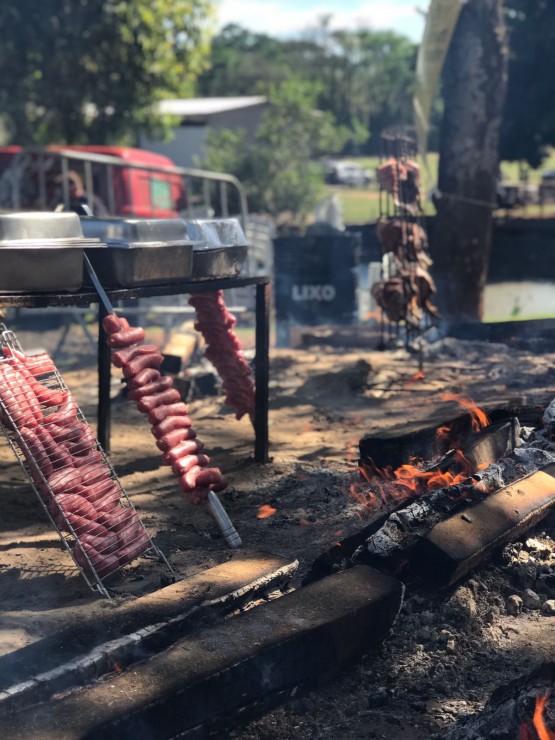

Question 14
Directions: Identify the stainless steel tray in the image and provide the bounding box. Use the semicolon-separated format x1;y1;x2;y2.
185;218;247;249
0;247;84;293
81;217;188;244
84;242;194;288
192;245;248;279
0;212;83;241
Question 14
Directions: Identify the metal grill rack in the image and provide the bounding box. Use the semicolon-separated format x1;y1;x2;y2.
0;325;172;598
373;132;439;348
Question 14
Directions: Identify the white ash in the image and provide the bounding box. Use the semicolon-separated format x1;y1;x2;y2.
542;398;555;425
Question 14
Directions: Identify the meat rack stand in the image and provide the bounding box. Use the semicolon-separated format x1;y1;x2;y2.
0;276;271;462
0;326;172;598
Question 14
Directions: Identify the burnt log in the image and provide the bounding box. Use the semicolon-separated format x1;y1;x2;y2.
353;454;555;582
411;465;555;587
0;567;404;740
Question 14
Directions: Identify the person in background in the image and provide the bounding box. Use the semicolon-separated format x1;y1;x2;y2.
52;170;109;217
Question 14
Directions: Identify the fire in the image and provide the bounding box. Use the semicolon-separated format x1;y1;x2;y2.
349;449;474;515
113;662;122;674
257;504;277;519
440;393;490;432
436;424;451;441
405;370;425;385
534;694;555;740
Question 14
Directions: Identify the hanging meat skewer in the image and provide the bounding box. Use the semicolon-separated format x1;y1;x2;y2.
188;291;255;424
102;313;228;505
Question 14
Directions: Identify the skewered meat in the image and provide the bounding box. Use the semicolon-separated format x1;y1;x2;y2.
152;415;192;438
188;291;255;422
376;220;429;264
106;326;145;348
128;367;161;388
372;278;410;324
155;427;197;452
123;352;164;380
136;388;181;413
128;376;173;401
102;312;228;504
112;344;159;369
148;402;189;425
377;158;406;200
0;347;151;580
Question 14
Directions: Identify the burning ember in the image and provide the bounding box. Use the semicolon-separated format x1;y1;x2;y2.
350;396;490;516
257;504;277;519
405;370;425;385
521;694;555;740
534;694;555;740
440;393;490;432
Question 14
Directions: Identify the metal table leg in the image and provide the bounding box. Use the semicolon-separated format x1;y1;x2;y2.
97;305;112;453
254;281;270;463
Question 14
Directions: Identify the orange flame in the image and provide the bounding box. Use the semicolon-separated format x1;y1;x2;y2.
349;448;474;515
113;662;122;674
405;370;425;385
436;424;451;441
257;504;277;519
440;393;490;432
534;694;555;740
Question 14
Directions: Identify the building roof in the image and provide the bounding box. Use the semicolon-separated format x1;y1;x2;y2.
159;96;267;118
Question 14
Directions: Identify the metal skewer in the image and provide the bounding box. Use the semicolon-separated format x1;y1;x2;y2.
84;254;115;315
206;491;242;548
85;255;242;549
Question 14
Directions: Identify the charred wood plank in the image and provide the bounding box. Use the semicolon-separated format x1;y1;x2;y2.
410;465;555;587
0;551;297;713
359;406;541;471
0;567;404;740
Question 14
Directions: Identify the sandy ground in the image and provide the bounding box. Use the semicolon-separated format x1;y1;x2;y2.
0;318;554;737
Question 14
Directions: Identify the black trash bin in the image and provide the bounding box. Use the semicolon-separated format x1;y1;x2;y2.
273;233;360;346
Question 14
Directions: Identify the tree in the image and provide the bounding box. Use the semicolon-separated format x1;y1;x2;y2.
431;0;507;324
197;23;417;153
500;0;555;167
201;78;349;217
0;0;213;145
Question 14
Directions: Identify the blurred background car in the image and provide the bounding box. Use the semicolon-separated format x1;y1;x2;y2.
324;161;374;187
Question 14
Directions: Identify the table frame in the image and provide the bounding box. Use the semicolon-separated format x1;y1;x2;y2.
0;276;270;463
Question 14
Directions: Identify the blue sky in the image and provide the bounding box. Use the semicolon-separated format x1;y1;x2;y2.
217;0;426;42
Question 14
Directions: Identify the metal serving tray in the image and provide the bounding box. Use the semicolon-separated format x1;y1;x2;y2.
84;242;194;288
184;219;248;249
0;212;83;241
0;246;84;293
81;217;188;245
192;245;248;279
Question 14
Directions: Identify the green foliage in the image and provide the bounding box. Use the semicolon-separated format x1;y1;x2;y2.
501;0;555;167
0;0;214;145
197;23;417;152
201;78;349;217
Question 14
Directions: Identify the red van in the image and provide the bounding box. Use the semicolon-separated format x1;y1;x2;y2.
0;145;187;218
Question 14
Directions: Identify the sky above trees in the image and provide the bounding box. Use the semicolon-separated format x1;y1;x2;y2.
217;0;425;41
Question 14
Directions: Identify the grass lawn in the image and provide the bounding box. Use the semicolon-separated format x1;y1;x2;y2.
327;151;555;225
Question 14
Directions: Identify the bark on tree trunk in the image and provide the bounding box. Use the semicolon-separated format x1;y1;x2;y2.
431;0;507;324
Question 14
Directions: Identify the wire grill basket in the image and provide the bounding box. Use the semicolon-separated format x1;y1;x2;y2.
0;324;171;598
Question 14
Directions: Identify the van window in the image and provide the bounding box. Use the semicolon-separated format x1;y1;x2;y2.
150;178;172;210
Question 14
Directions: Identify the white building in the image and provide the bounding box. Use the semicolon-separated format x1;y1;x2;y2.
139;96;268;168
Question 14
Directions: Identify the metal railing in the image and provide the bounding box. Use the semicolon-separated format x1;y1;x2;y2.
1;147;249;230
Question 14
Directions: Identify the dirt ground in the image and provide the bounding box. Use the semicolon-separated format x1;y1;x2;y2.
0;317;554;738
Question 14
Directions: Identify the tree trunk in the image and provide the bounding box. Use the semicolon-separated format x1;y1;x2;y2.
431;0;507;324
